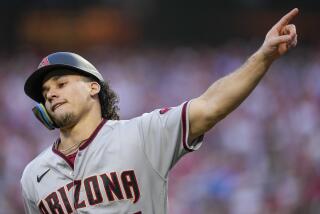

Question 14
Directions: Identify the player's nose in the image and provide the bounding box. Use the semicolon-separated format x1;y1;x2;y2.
46;88;59;103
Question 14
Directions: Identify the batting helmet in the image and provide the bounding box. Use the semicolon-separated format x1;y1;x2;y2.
24;52;105;103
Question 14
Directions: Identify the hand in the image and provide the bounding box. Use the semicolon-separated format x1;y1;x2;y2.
259;8;299;61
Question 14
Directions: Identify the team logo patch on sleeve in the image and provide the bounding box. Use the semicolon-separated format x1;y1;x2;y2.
159;107;171;114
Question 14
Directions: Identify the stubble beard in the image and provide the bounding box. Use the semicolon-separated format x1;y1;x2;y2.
52;112;77;129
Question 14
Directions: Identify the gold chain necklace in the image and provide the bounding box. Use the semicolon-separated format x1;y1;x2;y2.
59;139;87;155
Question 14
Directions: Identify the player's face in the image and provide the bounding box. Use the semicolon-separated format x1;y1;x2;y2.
42;73;94;128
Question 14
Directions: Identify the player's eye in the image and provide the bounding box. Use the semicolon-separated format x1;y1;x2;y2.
57;81;67;88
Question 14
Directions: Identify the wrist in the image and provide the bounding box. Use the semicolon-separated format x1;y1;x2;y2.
252;49;275;67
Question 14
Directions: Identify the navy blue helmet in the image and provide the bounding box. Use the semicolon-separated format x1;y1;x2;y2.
24;52;104;103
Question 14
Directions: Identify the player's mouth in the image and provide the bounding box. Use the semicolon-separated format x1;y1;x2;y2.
52;102;67;112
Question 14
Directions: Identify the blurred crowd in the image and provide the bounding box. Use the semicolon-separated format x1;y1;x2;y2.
0;42;320;213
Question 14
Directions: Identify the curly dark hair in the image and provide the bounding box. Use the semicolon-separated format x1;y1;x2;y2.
98;81;120;120
82;75;120;120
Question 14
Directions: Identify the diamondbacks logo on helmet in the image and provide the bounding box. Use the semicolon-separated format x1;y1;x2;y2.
38;57;50;68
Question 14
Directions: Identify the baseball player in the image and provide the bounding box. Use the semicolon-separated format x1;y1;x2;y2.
21;8;298;214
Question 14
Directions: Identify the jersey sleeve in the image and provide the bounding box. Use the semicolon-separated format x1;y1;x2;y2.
138;101;203;178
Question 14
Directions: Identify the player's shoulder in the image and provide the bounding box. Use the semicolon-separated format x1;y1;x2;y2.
21;145;52;183
104;113;154;129
20;146;52;200
139;102;187;120
104;119;131;129
104;102;186;129
103;118;142;134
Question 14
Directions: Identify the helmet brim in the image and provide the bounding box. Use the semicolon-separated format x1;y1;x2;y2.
24;64;98;103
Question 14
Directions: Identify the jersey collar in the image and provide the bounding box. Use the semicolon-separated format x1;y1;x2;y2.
52;118;108;168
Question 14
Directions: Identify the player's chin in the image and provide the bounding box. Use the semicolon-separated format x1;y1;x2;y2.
50;108;66;119
51;104;72;117
53;112;76;128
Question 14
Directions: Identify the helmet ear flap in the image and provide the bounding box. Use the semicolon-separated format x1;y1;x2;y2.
32;103;57;130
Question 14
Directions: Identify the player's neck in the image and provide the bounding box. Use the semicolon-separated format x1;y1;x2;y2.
58;108;103;153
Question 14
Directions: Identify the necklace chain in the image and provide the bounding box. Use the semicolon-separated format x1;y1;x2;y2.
59;139;87;155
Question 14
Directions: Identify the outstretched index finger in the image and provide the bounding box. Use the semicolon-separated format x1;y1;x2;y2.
274;8;299;31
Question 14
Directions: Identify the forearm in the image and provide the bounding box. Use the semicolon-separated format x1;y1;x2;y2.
188;9;298;141
188;50;274;140
200;50;272;121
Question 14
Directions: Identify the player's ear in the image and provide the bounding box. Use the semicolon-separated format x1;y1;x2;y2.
89;81;101;96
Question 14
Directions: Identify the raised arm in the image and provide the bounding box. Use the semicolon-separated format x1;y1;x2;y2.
189;8;299;141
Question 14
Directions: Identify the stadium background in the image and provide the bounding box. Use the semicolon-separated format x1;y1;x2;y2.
0;0;320;213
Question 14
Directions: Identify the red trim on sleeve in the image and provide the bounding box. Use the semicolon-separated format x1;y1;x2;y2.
182;101;193;152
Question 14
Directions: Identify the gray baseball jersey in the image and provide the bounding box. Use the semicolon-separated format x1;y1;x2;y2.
21;101;203;214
